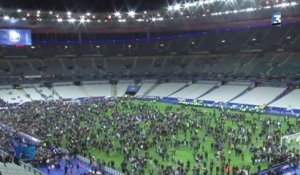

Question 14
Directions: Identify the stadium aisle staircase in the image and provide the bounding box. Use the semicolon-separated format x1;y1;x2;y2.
228;85;255;103
267;87;291;106
197;84;220;98
167;83;189;97
143;83;159;96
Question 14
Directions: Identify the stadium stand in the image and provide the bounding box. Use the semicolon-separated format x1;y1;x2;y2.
146;82;187;97
199;85;250;103
23;88;44;101
270;89;300;110
0;162;38;175
0;89;31;104
116;82;131;97
231;86;286;106
34;87;60;100
135;81;156;97
53;85;89;99
82;83;113;97
169;82;218;99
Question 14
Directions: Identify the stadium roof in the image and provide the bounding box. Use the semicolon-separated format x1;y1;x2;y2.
0;0;299;33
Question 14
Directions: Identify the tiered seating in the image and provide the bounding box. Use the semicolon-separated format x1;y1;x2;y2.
169;83;216;99
83;84;112;97
116;83;130;97
53;86;89;99
270;89;300;109
0;162;37;175
23;88;44;101
199;85;249;103
147;83;186;97
0;89;31;104
131;57;154;75
231;87;286;106
35;87;60;100
135;82;156;96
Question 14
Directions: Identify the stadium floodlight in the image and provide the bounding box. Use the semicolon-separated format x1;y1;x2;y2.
37;10;40;14
27;13;30;17
67;11;72;16
136;18;144;22
3;15;9;21
49;11;53;15
79;17;86;23
114;11;121;18
118;19;126;23
184;2;193;8
144;11;147;14
17;9;22;13
86;12;91;16
57;18;63;22
128;10;136;18
167;6;173;11
173;4;181;11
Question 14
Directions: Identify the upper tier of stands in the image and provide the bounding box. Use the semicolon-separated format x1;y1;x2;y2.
0;24;299;82
0;52;299;81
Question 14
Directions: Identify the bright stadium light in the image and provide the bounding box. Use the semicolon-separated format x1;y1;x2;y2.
128;10;136;18
173;4;181;11
114;11;121;17
118;19;126;23
67;11;72;16
57;18;63;22
86;12;91;16
68;18;76;23
184;2;193;8
49;11;53;15
79;18;86;23
3;15;10;21
17;9;22;13
167;6;173;11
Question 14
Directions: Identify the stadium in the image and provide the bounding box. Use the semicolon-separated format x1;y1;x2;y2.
0;0;300;175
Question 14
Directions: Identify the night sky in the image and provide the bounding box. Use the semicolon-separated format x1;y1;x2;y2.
0;0;178;12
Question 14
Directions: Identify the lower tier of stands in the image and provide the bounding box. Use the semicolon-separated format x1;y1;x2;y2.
0;80;300;115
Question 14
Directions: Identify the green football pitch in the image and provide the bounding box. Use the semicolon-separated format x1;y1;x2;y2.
59;100;300;174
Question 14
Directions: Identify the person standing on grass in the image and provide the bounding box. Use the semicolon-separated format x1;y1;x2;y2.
226;164;232;175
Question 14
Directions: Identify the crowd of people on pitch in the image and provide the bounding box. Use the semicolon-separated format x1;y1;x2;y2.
0;98;299;175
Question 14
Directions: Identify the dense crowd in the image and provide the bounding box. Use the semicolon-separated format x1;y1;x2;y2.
0;98;299;175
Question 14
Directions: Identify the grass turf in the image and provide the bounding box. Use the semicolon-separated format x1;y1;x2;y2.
61;100;299;174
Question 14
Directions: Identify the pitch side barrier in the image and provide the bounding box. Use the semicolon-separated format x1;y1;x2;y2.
254;162;300;175
140;96;300;117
